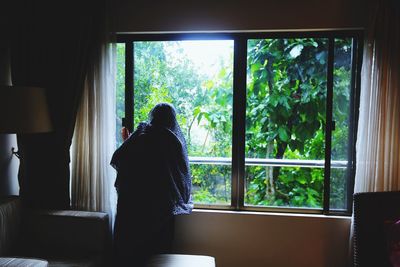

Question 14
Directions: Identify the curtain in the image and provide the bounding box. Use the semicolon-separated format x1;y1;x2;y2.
348;1;399;265
9;0;107;209
354;0;400;193
71;43;116;215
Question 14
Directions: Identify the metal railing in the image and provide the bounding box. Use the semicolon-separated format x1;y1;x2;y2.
189;156;347;168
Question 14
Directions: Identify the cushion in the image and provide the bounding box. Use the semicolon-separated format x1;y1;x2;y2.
146;254;215;267
23;210;109;257
0;257;48;267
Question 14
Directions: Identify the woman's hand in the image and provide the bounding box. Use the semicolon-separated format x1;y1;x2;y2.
121;127;130;141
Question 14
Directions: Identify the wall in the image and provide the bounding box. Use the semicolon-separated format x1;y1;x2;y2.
174;211;351;267
112;1;367;267
112;0;370;32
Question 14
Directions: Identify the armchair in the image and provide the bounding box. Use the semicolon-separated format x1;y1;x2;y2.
0;196;110;267
353;191;400;267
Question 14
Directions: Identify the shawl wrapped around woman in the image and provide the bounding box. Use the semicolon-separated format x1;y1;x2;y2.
110;105;193;216
111;104;192;265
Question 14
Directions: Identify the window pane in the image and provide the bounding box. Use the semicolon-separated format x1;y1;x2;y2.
330;38;353;210
246;165;324;207
191;164;231;204
133;40;234;205
245;38;328;208
116;43;125;148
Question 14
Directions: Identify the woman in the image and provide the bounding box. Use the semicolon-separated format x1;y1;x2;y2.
111;103;193;266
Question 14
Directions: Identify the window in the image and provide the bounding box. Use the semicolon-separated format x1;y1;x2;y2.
116;31;362;215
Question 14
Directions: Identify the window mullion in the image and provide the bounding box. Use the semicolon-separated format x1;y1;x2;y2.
232;37;247;210
323;37;335;214
125;42;134;133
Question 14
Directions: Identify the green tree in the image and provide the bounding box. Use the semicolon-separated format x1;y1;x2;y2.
246;38;328;207
132;41;233;204
116;38;353;208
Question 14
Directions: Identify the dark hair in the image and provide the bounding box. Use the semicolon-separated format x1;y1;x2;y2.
149;103;177;128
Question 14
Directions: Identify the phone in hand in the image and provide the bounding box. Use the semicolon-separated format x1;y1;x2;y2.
121;127;130;141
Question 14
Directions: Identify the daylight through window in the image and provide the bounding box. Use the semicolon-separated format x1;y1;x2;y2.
116;31;362;215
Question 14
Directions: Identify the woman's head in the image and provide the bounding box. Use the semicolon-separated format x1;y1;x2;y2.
149;102;188;156
149;103;177;128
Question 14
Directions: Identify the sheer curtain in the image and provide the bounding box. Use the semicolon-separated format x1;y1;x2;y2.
71;43;116;215
348;1;399;264
354;0;400;193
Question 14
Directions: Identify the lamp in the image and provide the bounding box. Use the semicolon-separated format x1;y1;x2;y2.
0;86;53;157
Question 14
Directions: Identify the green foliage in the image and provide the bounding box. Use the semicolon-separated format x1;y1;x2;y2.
243;38;353;209
128;41;233;204
115;38;353;209
191;164;231;204
116;43;126;147
245;38;329;208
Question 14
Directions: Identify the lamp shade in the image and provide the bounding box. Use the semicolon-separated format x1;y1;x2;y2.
0;86;52;134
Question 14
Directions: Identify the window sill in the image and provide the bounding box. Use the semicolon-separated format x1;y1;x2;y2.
191;208;351;220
